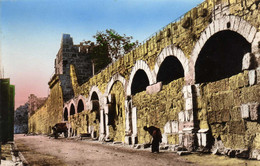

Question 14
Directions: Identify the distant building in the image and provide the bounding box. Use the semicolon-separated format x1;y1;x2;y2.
28;94;47;117
0;78;15;143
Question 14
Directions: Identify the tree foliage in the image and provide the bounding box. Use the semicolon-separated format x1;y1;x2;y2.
94;29;138;60
81;29;138;73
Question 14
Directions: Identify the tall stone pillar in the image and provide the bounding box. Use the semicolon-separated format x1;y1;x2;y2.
99;109;105;141
124;97;133;144
131;107;138;145
179;85;196;151
104;104;110;140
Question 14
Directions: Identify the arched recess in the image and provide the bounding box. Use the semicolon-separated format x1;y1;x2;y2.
195;30;251;83
131;69;150;95
155;45;188;84
63;107;68;121
77;100;84;113
88;88;101;139
107;80;126;142
69;103;76;116
190;15;257;83
126;60;156;95
105;74;126;96
156;56;184;85
89;86;102;103
91;91;99;100
76;95;87;113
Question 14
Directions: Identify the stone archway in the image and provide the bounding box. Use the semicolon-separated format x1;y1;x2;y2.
154;45;188;84
63;107;69;121
76;95;87;114
69;100;77;116
195;30;251;83
126;60;156;96
190;15;257;83
106;80;126;142
88;86;102;140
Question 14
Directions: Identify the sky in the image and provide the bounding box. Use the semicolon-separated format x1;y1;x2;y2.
0;0;204;109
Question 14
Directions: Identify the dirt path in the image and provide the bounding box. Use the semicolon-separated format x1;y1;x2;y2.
15;134;260;166
14;134;196;166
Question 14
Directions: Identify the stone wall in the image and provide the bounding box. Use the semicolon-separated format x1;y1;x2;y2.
28;75;63;135
196;69;260;157
133;78;184;145
28;0;260;159
28;94;47;117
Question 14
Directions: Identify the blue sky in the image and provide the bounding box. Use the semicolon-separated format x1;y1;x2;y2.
1;0;204;108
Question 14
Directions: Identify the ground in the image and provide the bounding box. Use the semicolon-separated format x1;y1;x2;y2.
14;134;260;166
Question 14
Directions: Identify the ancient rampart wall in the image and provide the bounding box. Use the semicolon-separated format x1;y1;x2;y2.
29;0;260;158
28;76;63;134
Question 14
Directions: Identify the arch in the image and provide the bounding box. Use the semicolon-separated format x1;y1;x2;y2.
105;74;126;95
63;107;68;121
190;15;257;83
156;56;185;85
77;99;84;113
70;104;76;116
91;92;99;100
76;95;87;113
69;100;77;115
195;30;251;83
154;45;188;78
89;86;102;101
126;60;156;95
131;69;150;95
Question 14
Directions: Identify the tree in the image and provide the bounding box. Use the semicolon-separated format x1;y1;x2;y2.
94;29;138;60
82;29;138;73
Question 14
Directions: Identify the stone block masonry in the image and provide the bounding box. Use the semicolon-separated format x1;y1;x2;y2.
29;0;260;159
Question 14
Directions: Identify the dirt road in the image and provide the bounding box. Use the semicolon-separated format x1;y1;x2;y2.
14;134;259;166
14;134;196;166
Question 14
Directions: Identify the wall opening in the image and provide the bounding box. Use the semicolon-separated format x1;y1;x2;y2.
64;108;68;121
195;30;251;83
77;99;84;113
131;69;149;95
157;56;184;85
70;104;75;115
91;92;99;100
90;91;100;123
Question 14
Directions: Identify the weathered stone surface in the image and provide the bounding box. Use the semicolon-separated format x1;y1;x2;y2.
242;53;253;70
241;104;250;119
146;82;162;95
256;67;260;84
249;70;256;86
249;102;259;121
177;151;191;156
28;94;47;117
28;0;260;157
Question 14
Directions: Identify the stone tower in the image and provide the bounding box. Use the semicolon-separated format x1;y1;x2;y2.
54;34;92;101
